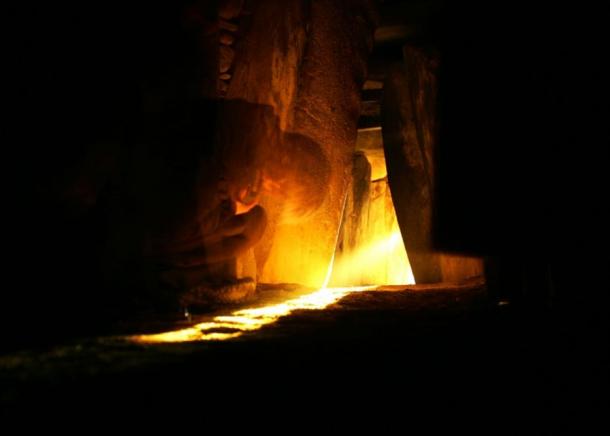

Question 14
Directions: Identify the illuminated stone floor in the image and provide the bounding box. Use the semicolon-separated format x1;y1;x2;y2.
1;281;606;428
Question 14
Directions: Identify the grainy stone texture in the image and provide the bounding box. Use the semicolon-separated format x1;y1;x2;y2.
180;277;257;306
382;45;483;283
224;0;378;287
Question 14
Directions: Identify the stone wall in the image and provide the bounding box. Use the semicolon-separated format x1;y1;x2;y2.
223;0;377;286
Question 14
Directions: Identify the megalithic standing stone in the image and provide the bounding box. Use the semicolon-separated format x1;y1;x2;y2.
381;47;442;283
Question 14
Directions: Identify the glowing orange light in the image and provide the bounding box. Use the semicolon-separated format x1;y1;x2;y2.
131;156;415;344
130;286;374;344
328;223;415;287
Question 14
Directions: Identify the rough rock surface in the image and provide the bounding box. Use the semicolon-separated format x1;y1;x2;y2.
224;0;378;287
180;277;257;307
382;45;483;283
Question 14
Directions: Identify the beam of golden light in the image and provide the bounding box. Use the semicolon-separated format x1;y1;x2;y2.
130;176;414;344
130;285;374;344
321;191;349;289
328;224;415;287
130;217;412;344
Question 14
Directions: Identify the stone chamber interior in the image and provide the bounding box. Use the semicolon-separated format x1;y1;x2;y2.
2;0;608;426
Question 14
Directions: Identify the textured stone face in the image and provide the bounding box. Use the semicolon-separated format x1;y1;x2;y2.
382;45;483;284
382;48;440;283
222;0;377;286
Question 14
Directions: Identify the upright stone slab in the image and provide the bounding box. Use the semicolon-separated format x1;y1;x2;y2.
224;0;377;286
382;47;442;283
382;46;483;283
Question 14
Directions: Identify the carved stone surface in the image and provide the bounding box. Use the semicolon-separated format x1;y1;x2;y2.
225;0;377;287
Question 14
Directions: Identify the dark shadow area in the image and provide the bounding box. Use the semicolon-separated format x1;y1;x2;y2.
436;2;608;308
5;1;223;350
